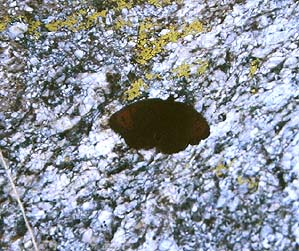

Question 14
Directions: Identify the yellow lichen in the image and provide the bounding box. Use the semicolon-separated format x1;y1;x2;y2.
28;20;42;38
135;19;177;64
44;8;108;32
173;63;191;78
237;176;259;190
63;13;79;32
0;22;7;32
147;0;176;7
145;72;161;80
0;15;11;32
249;58;260;78
116;0;133;10
196;59;209;75
214;160;236;177
135;18;205;65
182;20;204;36
250;87;258;94
161;0;173;5
98;10;108;18
78;9;87;15
87;10;106;22
160;25;180;43
0;14;41;37
78;9;107;30
115;17;132;30
148;0;162;7
124;79;148;100
45;20;61;32
135;23;168;65
215;163;229;177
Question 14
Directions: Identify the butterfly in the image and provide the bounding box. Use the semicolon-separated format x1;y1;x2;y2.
109;97;210;154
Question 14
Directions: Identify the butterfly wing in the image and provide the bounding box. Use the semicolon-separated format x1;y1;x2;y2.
189;112;210;145
109;100;159;150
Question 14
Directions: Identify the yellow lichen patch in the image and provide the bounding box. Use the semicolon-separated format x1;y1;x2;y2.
76;9;107;30
195;59;209;75
63;13;80;32
83;11;100;29
134;19;182;64
0;23;6;32
114;17;132;30
172;63;191;78
148;0;163;7
124;79;148;101
145;72;155;80
160;25;180;43
136;20;166;64
98;10;108;18
135;18;204;65
215;163;229;177
87;9;107;22
249;58;260;78
28;20;42;38
147;0;174;7
161;0;174;5
0;15;11;32
113;0;175;10
145;72;161;80
182;20;204;36
78;9;88;16
45;20;62;32
237;176;259;190
1;14;41;37
138;20;156;46
45;8;108;32
136;47;155;65
250;87;258;94
116;0;133;10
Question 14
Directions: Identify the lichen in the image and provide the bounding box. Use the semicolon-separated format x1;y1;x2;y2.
215;163;229;177
0;15;11;32
115;17;132;30
27;20;42;38
195;59;209;75
135;19;204;65
145;72;161;80
182;20;204;36
124;79;148;100
173;63;191;78
237;176;259;191
249;58;260;78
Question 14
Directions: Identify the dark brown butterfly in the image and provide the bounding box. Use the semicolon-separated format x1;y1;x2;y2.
109;97;210;154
